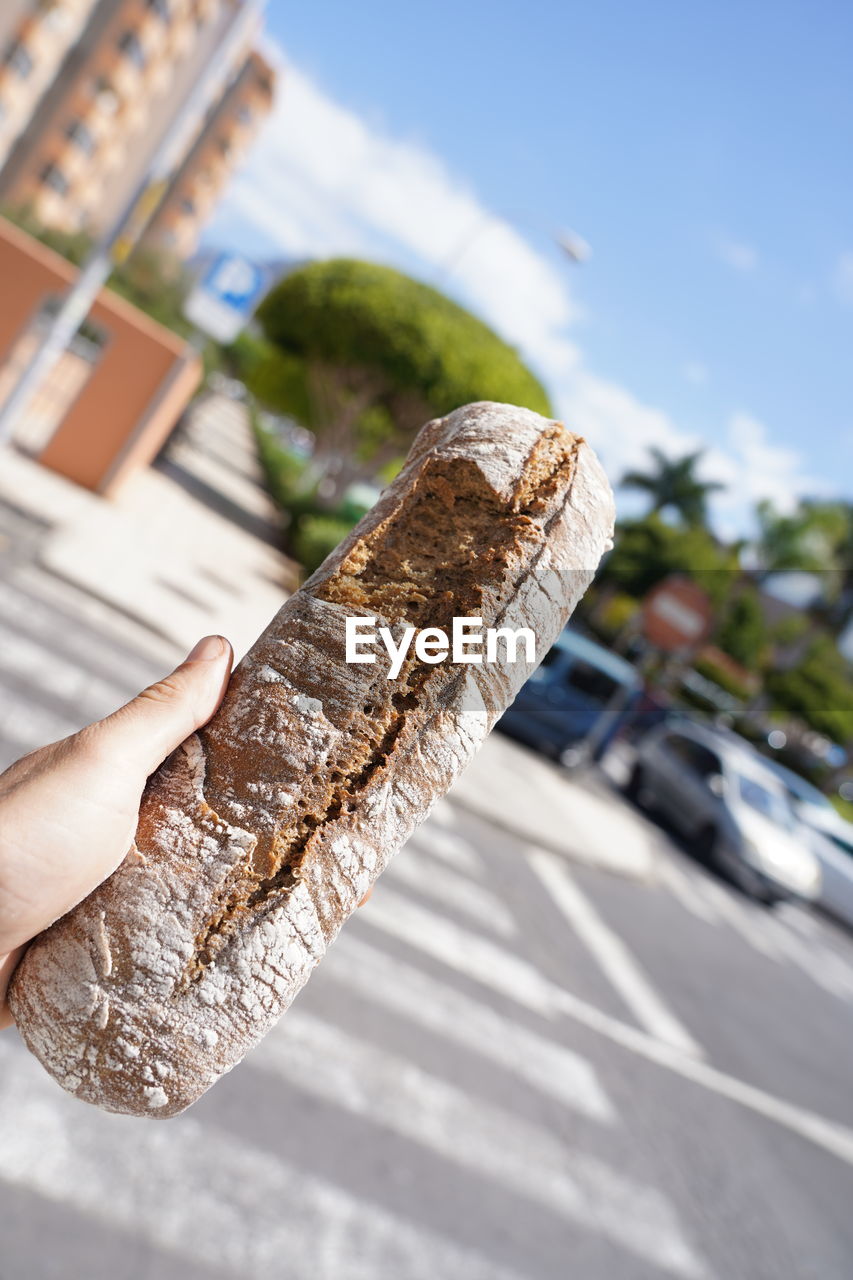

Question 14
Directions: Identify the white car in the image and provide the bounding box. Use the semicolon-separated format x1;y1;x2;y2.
767;761;853;929
629;720;822;904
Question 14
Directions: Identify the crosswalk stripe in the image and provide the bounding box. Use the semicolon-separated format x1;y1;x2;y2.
253;1011;706;1278
365;884;559;1017
0;1041;528;1280
332;932;616;1121
385;848;519;937
0;618;127;722
0;569;175;673
528;849;703;1057
408;821;486;875
0;683;80;753
424;796;457;830
366;881;853;1168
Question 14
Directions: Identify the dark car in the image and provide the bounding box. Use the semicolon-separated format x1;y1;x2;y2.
497;629;642;766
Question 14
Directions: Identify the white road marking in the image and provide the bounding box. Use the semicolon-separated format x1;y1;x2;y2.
425;797;457;831
0;567;177;671
528;849;703;1058
0;618;125;719
0;683;80;753
657;858;720;924
253;1012;706;1278
367;883;853;1169
365;885;558;1017
0;1042;528;1280
331;932;616;1122
385;848;518;937
549;982;853;1169
410;822;486;875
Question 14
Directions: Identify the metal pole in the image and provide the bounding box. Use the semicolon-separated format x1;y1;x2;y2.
0;0;263;446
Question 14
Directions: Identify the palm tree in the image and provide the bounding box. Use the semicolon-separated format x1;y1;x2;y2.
620;447;725;528
754;498;853;637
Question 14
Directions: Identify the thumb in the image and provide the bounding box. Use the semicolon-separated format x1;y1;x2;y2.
97;635;233;778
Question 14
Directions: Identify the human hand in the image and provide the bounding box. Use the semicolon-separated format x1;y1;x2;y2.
0;635;233;1028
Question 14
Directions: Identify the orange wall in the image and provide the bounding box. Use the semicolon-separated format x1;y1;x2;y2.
0;216;201;496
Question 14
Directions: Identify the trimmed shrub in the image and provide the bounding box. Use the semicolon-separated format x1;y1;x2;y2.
291;514;354;576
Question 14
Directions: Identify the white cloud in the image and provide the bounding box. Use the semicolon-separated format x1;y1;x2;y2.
833;250;853;305
714;236;758;272
213;51;823;534
704;412;813;513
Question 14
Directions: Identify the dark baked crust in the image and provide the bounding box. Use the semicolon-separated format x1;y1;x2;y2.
9;402;614;1116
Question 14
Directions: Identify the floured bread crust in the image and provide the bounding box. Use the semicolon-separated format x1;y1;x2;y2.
9;401;615;1116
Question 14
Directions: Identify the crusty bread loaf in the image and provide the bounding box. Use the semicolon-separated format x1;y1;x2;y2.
9;401;614;1116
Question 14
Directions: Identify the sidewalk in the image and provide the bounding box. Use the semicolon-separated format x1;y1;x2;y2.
0;393;299;663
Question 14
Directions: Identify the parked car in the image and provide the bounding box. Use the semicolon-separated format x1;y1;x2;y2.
497;629;642;766
628;720;821;904
766;761;853;929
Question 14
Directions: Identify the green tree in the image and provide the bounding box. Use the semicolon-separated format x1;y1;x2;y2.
620;446;725;528
109;245;194;337
715;587;767;670
753;498;833;573
754;498;853;634
765;633;853;746
601;512;737;606
253;258;553;502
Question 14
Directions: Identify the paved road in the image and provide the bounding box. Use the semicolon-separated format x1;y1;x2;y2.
2;495;853;1278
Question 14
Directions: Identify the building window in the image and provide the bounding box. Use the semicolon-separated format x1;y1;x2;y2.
146;0;171;18
179;197;196;216
41;3;71;33
236;104;252;125
40;162;69;195
92;75;120;114
117;30;146;69
217;136;232;157
65;118;95;155
4;41;34;79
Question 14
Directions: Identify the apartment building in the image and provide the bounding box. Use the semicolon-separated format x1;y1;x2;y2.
0;0;275;258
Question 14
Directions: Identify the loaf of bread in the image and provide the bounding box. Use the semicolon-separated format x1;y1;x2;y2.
9;401;614;1116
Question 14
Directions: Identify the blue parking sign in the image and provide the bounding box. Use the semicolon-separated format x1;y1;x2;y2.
203;253;266;314
184;252;267;342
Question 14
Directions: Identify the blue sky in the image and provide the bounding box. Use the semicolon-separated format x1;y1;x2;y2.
206;0;853;537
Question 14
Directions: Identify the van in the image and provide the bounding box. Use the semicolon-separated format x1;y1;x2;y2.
497;629;642;766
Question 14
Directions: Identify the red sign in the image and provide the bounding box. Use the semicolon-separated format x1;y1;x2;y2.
642;576;714;653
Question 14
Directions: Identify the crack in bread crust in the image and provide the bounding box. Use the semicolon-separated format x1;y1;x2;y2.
180;431;579;986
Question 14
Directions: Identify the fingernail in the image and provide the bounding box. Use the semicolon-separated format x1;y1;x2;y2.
186;635;227;662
